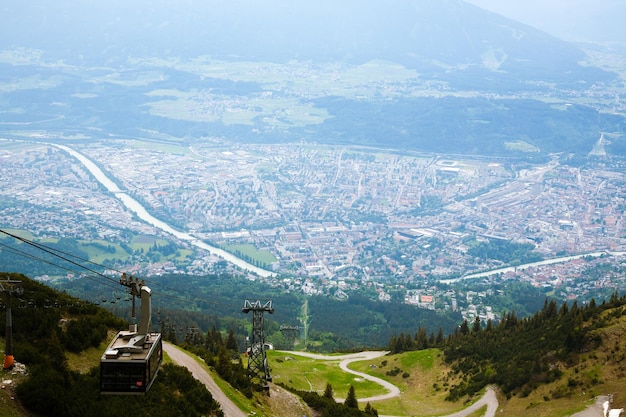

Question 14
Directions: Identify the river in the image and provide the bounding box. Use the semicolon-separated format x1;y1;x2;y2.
440;251;626;284
54;144;276;278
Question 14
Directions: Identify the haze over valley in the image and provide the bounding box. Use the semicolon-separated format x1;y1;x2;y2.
2;0;626;295
1;0;625;155
3;1;626;416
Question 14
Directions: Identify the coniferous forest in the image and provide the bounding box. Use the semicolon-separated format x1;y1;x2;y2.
0;272;224;417
387;293;626;402
0;271;386;417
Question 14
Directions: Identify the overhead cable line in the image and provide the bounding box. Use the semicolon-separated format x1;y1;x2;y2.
0;229;121;285
0;241;124;293
0;228;231;308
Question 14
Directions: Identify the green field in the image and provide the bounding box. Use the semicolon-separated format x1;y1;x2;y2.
268;349;470;416
77;236;192;265
139;59;423;126
78;240;130;264
0;230;193;277
144;91;330;127
223;244;277;266
268;352;386;399
504;140;540;152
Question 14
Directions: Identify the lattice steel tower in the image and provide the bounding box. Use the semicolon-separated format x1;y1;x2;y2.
242;299;274;388
280;325;299;348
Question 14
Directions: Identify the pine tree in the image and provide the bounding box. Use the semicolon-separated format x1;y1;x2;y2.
323;383;334;400
387;334;397;352
167;321;178;344
216;347;232;380
485;319;494;332
428;331;435;346
394;333;406;353
226;328;238;351
414;327;428;349
543;300;557;319
45;330;69;373
364;402;378;416
206;325;223;354
459;319;470;335
345;385;358;409
435;327;444;345
472;316;482;333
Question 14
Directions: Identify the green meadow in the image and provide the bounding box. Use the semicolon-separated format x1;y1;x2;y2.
268;349;470;416
223;243;277;266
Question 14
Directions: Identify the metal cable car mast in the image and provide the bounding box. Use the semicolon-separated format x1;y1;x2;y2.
242;299;274;389
1;279;23;370
100;273;162;395
280;325;299;349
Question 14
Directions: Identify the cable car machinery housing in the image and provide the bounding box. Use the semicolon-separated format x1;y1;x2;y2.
100;273;162;395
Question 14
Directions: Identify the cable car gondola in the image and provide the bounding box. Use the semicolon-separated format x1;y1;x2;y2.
100;274;162;395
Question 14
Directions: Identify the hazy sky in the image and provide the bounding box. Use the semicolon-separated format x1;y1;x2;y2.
465;0;624;44
1;0;623;60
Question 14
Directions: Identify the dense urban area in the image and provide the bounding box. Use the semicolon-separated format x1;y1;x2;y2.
2;138;626;324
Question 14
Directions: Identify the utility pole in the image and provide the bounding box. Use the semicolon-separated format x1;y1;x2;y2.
242;299;274;389
1;279;23;370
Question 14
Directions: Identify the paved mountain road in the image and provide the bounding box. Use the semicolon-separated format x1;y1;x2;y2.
164;345;603;417
280;350;498;417
164;342;247;417
280;350;400;402
435;387;498;417
570;396;610;417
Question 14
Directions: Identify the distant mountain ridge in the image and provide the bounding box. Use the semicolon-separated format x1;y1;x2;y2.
230;0;602;80
0;0;624;156
2;0;610;84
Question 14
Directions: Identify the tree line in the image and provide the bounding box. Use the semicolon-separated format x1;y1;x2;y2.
387;293;626;401
169;323;255;397
282;382;379;417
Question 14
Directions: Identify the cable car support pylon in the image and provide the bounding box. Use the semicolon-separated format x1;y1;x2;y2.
1;279;23;370
242;299;274;390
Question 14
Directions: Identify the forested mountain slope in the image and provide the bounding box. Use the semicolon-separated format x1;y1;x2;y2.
0;272;223;417
4;270;626;417
2;1;624;156
388;293;626;415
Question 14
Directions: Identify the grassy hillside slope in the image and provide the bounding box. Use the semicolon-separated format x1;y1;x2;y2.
269;298;626;416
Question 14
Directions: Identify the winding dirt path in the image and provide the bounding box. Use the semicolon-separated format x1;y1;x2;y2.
569;395;609;417
434;387;498;417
